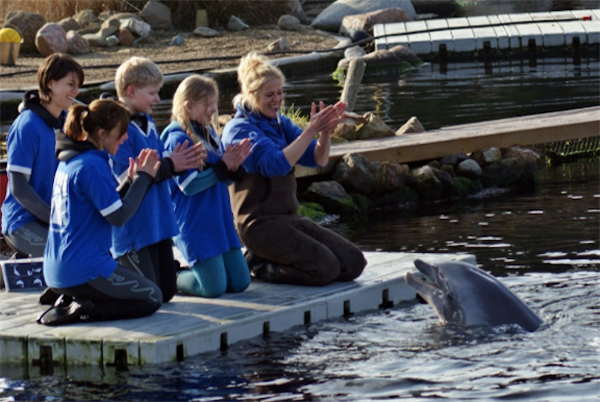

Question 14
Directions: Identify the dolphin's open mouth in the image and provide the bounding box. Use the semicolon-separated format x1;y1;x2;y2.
404;260;441;301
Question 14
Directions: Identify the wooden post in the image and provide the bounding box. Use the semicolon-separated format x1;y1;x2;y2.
339;58;366;113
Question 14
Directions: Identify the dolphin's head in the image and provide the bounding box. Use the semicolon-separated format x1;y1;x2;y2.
405;259;469;325
404;259;543;331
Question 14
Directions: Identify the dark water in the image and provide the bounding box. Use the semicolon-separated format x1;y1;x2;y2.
1;158;598;401
2;1;600;400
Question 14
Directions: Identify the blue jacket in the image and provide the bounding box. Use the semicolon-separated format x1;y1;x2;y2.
221;105;319;176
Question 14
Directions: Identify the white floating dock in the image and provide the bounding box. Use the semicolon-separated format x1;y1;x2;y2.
374;9;600;56
0;252;475;369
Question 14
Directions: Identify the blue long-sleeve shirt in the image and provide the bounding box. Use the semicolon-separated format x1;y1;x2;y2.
221;105;319;177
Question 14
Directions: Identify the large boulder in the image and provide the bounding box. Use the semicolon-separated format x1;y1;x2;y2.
35;23;68;57
340;7;412;35
278;14;301;31
311;0;416;33
408;165;444;200
66;30;90;54
140;0;172;31
4;11;46;53
57;17;80;33
333;153;378;195
305;181;360;215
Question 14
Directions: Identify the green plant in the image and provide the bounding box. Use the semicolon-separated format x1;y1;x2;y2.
282;103;309;129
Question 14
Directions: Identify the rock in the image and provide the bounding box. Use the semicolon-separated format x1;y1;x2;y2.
311;0;416;33
193;27;220;37
331;123;356;141
396;116;425;135
278;14;301;31
333;153;377;195
82;32;107;47
347;29;371;44
118;28;134;46
228;15;249;31
451;177;478;198
140;0;172;31
77;23;101;35
482;147;503;164
298;202;328;221
439;153;469;166
121;18;151;38
101;18;121;30
344;45;366;59
340;111;368;125
305;181;360;215
375;161;409;193
409;165;443;200
355;112;395;140
170;34;185;46
432;166;453;193
35;23;68;57
341;7;413;35
456;159;482;179
105;35;119;47
73;9;98;28
66;30;90;54
503;146;544;167
4;11;46;53
99;26;118;39
267;37;290;52
290;0;309;25
441;164;455;177
58;17;80;33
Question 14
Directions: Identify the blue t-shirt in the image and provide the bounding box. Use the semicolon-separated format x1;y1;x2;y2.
1;109;60;234
221;105;318;177
44;150;121;289
110;115;178;257
161;122;241;266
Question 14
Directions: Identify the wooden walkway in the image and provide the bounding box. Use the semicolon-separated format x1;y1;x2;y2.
295;106;600;178
374;9;600;55
0;252;475;369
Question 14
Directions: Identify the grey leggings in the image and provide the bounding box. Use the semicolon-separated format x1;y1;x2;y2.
3;220;48;257
55;265;162;320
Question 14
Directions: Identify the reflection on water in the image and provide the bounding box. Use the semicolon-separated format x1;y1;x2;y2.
336;158;600;277
1;165;598;401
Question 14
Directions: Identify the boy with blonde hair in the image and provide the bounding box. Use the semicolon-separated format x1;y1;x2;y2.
112;57;205;302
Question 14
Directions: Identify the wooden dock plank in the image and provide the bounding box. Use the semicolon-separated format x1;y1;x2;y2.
537;22;566;47
294;107;600;178
1;252;476;366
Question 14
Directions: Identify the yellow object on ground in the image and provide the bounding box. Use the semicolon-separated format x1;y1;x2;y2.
0;27;22;43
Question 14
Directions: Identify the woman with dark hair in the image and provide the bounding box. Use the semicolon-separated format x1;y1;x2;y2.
2;53;84;260
38;99;163;326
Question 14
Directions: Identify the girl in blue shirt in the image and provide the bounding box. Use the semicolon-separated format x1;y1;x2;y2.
222;52;366;286
2;54;83;261
161;75;252;298
39;99;163;326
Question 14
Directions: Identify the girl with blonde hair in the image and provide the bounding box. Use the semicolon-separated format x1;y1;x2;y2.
222;52;366;286
161;75;253;298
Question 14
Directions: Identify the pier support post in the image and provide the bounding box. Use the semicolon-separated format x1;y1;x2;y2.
340;58;366;113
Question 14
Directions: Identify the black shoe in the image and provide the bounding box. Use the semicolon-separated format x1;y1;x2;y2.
251;262;275;282
39;288;63;305
245;251;267;270
37;296;94;326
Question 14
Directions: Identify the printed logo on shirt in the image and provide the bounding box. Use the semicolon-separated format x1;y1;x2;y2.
50;170;69;231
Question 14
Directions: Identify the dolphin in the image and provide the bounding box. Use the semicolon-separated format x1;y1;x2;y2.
404;259;543;332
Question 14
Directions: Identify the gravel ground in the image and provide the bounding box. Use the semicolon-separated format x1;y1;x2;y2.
0;25;340;90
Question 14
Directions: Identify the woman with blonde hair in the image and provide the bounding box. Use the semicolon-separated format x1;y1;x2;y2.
161;75;252;298
222;52;366;286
